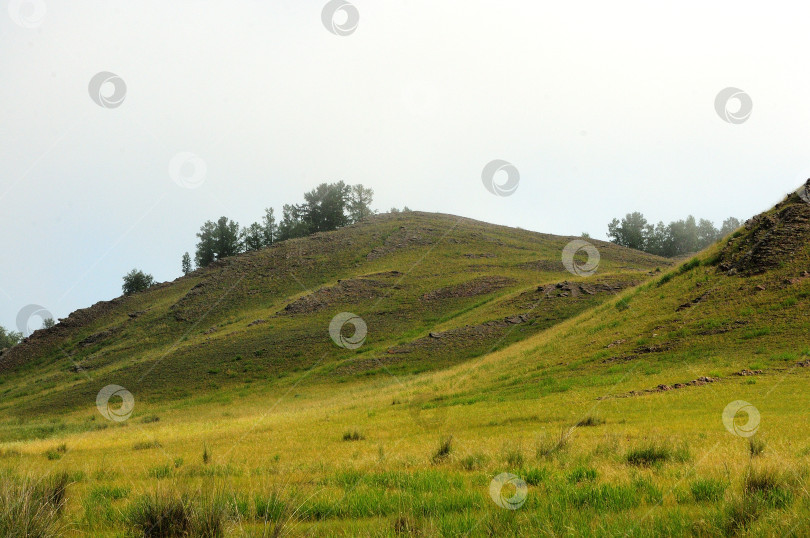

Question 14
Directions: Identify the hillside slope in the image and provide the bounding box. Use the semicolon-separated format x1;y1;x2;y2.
0;211;668;421
429;186;810;407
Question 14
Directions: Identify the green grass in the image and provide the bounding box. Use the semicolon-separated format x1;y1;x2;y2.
624;443;683;467
690;478;728;502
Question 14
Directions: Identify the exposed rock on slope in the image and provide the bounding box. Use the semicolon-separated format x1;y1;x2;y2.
718;183;810;275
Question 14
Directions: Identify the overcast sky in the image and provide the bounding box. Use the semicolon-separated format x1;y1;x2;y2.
2;0;809;333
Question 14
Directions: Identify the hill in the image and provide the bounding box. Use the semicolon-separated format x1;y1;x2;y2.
0;211;667;420
2;193;810;536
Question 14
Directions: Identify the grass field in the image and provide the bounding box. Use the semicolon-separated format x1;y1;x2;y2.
2;196;810;536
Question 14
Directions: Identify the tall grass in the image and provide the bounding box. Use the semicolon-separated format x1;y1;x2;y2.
127;489;236;538
0;472;69;537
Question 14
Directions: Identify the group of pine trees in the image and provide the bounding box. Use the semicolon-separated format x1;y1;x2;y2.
607;212;741;257
183;182;375;273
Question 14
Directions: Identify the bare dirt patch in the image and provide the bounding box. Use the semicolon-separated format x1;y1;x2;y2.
421;276;516;301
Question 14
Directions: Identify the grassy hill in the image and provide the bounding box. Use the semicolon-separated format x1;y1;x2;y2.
0;211;666;421
2;192;810;536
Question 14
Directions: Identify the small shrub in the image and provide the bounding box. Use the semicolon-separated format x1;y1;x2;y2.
141;415;160;424
615;298;630;311
431;436;453;464
45;450;61;461
342;430;364;442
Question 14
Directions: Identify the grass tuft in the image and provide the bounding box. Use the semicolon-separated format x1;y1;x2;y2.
0;472;70;537
748;436;766;457
689;478;727;502
342;430;365;441
575;415;605;427
625;443;672;467
536;428;571;458
127;492;190;537
431;436;453;464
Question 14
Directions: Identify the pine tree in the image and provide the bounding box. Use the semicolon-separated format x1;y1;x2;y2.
195;220;217;268
242;222;265;252
181;252;192;275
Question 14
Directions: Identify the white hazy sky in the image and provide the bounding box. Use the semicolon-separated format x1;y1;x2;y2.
2;0;809;332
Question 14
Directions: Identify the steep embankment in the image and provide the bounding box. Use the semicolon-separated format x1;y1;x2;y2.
0;211;668;420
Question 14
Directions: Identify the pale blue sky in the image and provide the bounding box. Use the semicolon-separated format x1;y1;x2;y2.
2;0;809;332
